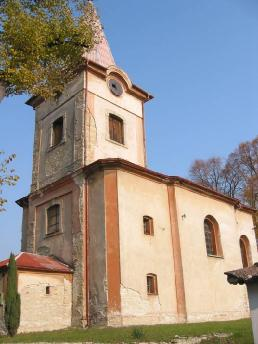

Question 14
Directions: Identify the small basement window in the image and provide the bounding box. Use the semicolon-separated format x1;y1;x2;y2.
143;216;154;235
109;114;124;144
147;274;158;295
52;117;64;146
47;204;60;235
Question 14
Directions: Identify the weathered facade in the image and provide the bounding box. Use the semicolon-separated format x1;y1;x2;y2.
0;253;73;333
1;7;257;333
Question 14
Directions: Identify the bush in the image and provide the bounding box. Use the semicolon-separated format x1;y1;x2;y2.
131;327;144;340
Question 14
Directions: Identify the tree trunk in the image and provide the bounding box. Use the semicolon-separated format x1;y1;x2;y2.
0;83;5;102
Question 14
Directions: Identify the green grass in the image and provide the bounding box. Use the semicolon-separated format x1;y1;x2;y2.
0;318;253;343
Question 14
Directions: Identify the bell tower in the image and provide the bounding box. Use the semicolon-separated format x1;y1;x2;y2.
18;4;154;328
27;12;153;192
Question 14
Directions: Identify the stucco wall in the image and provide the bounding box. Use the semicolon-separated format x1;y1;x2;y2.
31;73;85;192
117;171;178;326
175;185;257;322
22;176;86;327
34;192;73;264
88;170;108;325
86;72;145;167
18;271;72;333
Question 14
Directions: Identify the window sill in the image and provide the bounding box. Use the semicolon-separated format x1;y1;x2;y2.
106;138;128;149
45;232;63;239
47;140;65;153
147;293;158;296
207;254;224;259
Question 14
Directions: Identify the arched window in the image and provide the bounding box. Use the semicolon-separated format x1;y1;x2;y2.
204;216;223;257
143;216;154;235
47;204;60;235
239;235;252;268
109;114;124;144
146;274;158;295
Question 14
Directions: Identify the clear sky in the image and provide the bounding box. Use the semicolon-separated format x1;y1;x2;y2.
0;0;257;260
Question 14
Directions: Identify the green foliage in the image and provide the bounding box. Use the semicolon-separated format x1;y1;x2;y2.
0;319;253;343
0;0;101;99
0;151;19;212
131;327;144;340
4;253;21;337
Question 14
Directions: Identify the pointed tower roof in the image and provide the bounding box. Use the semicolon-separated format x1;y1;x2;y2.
85;2;115;68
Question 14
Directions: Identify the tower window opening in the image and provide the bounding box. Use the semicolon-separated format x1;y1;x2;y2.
47;204;60;235
109;114;124;144
52;117;63;146
46;286;50;295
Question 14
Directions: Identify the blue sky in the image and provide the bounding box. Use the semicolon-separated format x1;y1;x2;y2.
0;0;257;260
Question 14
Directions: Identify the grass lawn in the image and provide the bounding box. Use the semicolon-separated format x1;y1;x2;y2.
0;318;253;343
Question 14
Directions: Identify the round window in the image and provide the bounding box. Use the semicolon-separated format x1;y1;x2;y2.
108;79;123;96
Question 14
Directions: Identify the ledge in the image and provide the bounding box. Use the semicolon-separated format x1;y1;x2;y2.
207;254;224;259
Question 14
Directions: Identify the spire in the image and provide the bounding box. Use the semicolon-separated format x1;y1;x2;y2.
85;2;115;68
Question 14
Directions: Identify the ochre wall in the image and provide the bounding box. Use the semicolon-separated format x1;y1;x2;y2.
175;185;257;322
18;271;72;333
86;71;146;167
117;170;178;326
113;169;257;325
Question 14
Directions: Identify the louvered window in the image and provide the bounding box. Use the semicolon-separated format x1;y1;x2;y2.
109;114;124;144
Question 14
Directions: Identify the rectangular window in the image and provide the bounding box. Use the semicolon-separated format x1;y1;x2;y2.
143;216;154;235
46;286;50;295
147;274;158;295
109;114;124;144
52;117;63;146
47;204;60;235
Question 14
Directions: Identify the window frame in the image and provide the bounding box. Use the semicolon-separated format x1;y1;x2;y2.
46;204;61;236
143;216;154;236
240;235;252;268
146;274;158;295
49;115;66;149
204;216;223;258
109;113;125;145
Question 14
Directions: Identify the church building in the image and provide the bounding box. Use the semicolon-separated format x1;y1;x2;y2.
0;7;257;333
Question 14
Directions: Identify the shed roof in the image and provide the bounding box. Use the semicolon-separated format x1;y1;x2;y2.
0;252;73;274
225;263;258;285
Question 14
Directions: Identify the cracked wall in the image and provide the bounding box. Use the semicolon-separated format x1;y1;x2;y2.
31;73;85;192
117;170;178;326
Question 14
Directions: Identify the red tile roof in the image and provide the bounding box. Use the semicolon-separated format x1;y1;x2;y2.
0;252;73;274
86;33;115;68
84;5;115;68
